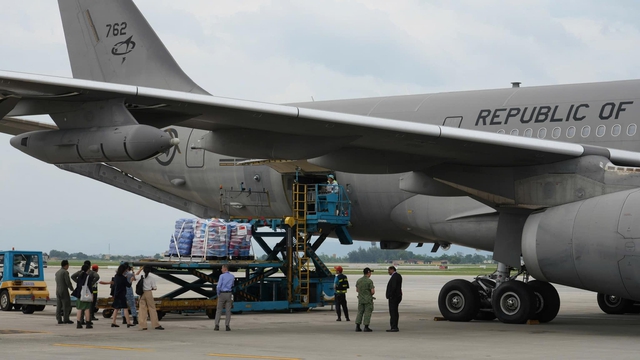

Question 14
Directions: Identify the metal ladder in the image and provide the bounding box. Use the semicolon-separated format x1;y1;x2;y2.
292;183;310;306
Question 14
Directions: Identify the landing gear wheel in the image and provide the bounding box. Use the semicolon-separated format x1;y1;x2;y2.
0;290;12;311
528;280;560;323
597;293;633;314
157;311;165;321
438;279;479;322
22;305;36;314
492;281;535;324
102;309;114;318
206;308;216;319
35;305;46;312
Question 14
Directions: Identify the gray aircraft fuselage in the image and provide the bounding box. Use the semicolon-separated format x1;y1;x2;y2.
110;79;640;252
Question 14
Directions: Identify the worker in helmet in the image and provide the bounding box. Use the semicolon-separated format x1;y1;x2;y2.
327;174;339;194
334;265;350;321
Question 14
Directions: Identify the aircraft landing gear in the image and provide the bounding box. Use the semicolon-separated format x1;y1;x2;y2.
438;262;561;324
596;293;637;314
437;279;479;322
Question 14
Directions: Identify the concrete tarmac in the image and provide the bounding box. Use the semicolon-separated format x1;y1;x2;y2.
1;271;639;360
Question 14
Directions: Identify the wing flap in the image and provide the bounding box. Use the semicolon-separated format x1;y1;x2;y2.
0;117;58;136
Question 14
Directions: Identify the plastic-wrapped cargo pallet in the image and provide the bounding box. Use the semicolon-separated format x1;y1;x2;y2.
190;219;208;257
228;222;253;260
169;218;195;257
206;219;228;260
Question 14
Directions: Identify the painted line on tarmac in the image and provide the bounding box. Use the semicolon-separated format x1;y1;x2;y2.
0;330;48;334
208;354;301;360
53;344;153;352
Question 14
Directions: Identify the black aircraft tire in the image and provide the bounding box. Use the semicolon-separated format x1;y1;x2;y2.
35;305;46;312
528;280;560;323
22;305;36;314
438;279;479;322
597;293;633;314
0;290;12;311
492;281;536;324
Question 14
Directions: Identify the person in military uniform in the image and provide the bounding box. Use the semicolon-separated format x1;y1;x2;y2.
355;267;375;332
334;265;350;321
55;260;74;324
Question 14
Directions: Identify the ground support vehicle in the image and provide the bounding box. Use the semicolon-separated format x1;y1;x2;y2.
0;250;50;314
98;183;352;319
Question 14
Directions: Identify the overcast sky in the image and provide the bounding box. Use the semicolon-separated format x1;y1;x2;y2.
2;0;640;257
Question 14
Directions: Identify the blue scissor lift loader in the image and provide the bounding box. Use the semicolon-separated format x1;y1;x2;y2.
127;183;352;319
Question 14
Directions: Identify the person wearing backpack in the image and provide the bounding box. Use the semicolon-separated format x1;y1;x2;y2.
334;266;350;321
136;265;164;330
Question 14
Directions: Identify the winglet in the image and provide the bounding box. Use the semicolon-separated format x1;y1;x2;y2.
58;0;209;94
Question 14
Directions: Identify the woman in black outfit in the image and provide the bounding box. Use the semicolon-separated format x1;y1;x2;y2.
111;264;134;327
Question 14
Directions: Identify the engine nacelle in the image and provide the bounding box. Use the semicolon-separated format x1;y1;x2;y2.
380;240;411;250
10;125;177;164
522;188;640;301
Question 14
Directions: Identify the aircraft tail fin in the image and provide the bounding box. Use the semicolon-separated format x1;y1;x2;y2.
58;0;209;94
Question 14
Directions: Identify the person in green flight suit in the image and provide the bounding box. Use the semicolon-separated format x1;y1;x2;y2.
355;267;375;332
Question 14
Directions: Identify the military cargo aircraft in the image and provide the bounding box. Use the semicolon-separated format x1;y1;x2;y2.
2;0;640;324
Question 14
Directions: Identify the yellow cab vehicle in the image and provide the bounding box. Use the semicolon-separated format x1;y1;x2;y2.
0;251;50;313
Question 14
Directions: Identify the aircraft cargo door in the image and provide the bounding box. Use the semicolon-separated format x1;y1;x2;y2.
186;129;205;168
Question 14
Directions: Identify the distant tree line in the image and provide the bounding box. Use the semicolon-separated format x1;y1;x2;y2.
49;249;162;261
317;247;493;264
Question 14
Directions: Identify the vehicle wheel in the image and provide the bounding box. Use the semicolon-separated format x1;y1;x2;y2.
206;308;216;319
528;280;560;323
22;305;36;314
492;281;535;324
157;311;165;321
438;279;479;322
35;305;46;312
102;309;114;318
597;293;633;314
0;290;12;311
474;310;496;321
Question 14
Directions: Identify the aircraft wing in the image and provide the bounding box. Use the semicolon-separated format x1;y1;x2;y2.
2;70;639;168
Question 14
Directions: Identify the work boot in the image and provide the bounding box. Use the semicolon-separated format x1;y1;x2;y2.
133;316;138;325
336;318;341;321
364;325;372;332
226;326;231;331
214;325;219;331
122;316;127;325
76;321;83;329
85;321;93;329
355;324;362;332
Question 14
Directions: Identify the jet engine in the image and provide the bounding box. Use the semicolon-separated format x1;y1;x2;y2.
10;125;178;164
522;188;640;301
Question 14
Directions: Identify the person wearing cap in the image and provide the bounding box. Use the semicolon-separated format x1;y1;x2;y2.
385;266;403;332
333;266;350;321
355;267;375;332
90;264;100;321
327;174;339;194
